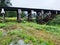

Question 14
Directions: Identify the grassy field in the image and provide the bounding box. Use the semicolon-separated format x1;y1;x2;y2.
0;16;60;45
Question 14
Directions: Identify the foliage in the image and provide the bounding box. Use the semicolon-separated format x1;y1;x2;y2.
0;23;6;28
47;14;60;26
0;31;3;37
0;0;12;7
6;11;17;17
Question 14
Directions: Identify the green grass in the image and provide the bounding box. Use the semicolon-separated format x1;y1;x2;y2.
0;17;60;45
20;22;60;36
8;30;54;45
0;23;6;28
0;22;55;45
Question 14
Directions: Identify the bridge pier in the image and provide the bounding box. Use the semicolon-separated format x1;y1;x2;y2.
1;8;5;22
56;11;58;15
17;9;22;22
28;10;32;21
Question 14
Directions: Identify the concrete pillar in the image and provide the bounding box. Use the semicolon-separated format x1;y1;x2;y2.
40;10;45;20
56;11;58;14
48;11;51;18
17;9;22;22
1;8;5;22
28;10;32;21
41;10;44;14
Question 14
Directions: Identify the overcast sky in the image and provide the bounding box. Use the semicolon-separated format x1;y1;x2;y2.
11;0;60;10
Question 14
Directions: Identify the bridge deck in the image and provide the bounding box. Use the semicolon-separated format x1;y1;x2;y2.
0;7;60;12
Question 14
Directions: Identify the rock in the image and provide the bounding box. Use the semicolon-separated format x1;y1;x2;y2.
10;40;30;45
26;44;30;45
17;40;25;45
10;42;14;45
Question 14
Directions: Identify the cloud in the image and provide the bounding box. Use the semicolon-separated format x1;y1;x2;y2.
11;0;60;10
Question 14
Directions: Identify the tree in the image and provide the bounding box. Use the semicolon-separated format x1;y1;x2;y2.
0;0;12;7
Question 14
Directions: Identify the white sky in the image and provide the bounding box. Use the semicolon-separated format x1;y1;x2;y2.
11;0;60;10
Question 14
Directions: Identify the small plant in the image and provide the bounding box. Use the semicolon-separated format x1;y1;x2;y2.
0;23;6;28
30;37;37;42
24;38;30;44
0;31;3;37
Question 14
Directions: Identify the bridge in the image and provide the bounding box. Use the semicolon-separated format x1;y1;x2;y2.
0;7;60;23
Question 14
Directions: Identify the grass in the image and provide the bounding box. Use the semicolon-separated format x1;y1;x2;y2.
8;30;54;45
0;17;60;45
20;22;60;36
0;23;6;28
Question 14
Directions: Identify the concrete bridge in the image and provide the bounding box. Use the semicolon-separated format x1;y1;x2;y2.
0;7;60;23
